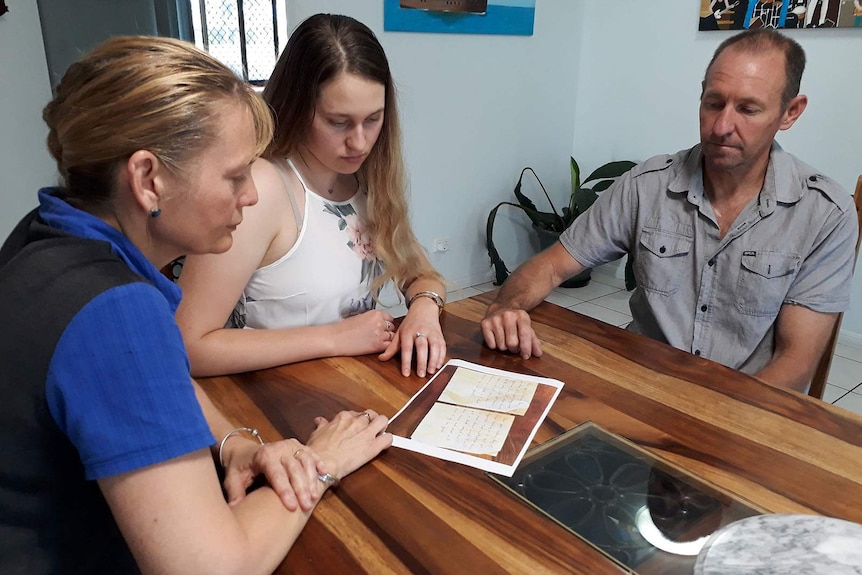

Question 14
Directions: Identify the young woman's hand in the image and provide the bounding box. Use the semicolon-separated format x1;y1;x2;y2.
379;297;446;377
333;309;397;356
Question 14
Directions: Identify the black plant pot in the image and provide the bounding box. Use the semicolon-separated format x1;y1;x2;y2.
533;224;592;288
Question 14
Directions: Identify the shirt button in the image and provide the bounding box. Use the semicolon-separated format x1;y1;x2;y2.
701;305;708;312
809;175;817;182
659;246;666;254
708;259;715;267
694;350;701;357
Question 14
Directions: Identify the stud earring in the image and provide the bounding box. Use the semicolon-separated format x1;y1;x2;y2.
149;208;162;218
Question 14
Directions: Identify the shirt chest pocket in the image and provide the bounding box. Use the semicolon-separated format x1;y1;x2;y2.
636;228;693;296
735;251;800;317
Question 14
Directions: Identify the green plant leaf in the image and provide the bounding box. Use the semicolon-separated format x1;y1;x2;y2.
515;167;560;222
624;253;637;291
511;169;564;229
486;201;520;285
592;179;615;192
582;160;637;185
513;179;539;213
485;198;571;285
570;157;581;193
574;187;599;214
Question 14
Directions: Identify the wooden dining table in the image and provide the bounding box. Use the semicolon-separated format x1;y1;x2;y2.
199;292;862;574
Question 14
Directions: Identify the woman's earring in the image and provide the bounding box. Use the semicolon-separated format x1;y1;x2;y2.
149;208;162;218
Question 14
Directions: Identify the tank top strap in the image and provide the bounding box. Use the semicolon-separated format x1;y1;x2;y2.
275;158;304;229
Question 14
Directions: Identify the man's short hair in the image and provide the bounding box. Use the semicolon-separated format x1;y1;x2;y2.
704;29;806;109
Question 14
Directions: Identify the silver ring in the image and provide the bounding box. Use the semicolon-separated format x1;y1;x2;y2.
317;472;338;487
361;411;372;423
415;332;427;339
385;320;393;330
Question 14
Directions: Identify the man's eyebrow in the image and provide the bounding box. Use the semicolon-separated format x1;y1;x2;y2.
702;90;765;105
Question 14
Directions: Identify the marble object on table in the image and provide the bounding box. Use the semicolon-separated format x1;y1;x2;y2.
694;514;862;575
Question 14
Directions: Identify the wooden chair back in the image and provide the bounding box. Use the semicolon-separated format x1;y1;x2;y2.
809;175;862;399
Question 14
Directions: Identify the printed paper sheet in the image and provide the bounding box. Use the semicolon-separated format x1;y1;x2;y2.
389;359;563;476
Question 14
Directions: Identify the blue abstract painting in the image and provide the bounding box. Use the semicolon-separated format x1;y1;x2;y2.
384;0;536;36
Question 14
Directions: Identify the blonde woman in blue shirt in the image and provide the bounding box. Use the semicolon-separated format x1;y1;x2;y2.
0;36;391;575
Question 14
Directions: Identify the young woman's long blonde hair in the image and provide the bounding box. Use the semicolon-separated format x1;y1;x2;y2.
263;14;441;294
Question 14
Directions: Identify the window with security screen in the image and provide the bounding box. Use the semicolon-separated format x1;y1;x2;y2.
189;0;287;85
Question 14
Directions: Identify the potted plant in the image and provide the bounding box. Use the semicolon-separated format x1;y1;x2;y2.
486;156;637;289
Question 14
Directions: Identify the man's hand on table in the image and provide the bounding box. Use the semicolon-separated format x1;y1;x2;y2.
481;304;543;360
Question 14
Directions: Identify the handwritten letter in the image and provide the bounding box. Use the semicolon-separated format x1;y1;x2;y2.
411;402;514;456
439;367;538;416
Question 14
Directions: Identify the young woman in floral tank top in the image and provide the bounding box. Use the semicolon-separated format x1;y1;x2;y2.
176;14;447;379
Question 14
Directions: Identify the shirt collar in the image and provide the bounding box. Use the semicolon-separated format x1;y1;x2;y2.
668;146;706;206
668;142;802;211
767;142;804;204
37;188;182;311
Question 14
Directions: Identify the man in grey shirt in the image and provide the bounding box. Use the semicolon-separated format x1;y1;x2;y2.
481;29;858;392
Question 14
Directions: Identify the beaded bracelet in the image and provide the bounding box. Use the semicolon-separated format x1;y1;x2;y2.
218;427;265;468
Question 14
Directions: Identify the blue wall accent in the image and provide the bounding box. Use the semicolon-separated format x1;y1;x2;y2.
383;0;535;36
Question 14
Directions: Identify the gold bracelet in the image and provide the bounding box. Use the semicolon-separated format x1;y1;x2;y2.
218;427;265;468
407;290;444;314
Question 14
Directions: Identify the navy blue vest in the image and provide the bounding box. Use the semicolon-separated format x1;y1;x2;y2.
0;209;141;575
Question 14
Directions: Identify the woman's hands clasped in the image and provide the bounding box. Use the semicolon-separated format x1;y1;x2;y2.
307;409;392;481
220;436;327;512
220;409;391;512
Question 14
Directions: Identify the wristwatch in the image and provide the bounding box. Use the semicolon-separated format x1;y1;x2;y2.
407;290;444;314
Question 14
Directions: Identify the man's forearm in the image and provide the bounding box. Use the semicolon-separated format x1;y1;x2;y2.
489;264;552;314
488;243;583;314
754;359;811;393
753;306;838;394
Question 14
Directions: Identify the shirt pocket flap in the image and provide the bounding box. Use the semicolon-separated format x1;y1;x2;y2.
640;229;692;258
740;251;800;279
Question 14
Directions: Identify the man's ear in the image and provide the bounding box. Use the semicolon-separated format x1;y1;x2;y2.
779;94;808;131
126;150;164;214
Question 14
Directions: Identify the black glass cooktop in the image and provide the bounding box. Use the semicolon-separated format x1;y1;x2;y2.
489;422;761;575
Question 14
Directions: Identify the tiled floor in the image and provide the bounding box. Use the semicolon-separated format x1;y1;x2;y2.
447;268;862;416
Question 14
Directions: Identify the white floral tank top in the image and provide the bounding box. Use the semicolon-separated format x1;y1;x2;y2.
232;159;383;329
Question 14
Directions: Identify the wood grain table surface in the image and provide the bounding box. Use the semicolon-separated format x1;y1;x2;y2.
199;292;862;574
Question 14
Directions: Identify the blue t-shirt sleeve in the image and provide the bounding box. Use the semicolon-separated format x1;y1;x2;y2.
46;282;215;480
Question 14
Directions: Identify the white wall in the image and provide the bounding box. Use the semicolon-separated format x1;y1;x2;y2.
286;1;583;288
573;0;862;341
0;0;56;239
7;0;861;339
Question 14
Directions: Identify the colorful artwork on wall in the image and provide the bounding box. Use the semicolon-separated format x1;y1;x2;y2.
384;0;535;36
699;0;862;30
